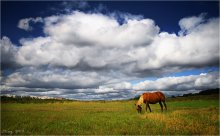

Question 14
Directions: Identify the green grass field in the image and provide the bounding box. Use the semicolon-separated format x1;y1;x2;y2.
1;95;219;135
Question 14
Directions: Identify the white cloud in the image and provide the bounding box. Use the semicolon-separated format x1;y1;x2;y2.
4;67;109;89
1;11;219;100
13;11;219;71
17;17;43;31
14;11;159;69
43;11;158;48
135;17;219;71
17;36;80;67
2;71;218;100
178;13;206;35
101;81;133;91
0;36;18;66
133;72;219;91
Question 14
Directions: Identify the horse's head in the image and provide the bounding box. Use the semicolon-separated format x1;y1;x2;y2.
135;104;142;113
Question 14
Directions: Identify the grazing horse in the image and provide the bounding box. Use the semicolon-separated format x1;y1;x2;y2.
135;91;167;113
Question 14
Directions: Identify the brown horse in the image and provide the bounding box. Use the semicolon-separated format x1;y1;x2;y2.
135;91;167;113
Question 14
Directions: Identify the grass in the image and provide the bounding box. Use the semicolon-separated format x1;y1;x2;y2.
1;95;219;135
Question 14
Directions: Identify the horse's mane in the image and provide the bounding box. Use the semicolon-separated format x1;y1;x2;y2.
136;94;144;106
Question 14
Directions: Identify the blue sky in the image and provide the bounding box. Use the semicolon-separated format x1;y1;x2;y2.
1;1;219;100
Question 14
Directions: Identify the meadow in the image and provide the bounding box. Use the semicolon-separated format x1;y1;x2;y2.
1;95;219;135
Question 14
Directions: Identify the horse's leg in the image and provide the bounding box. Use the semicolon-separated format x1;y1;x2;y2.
147;103;152;112
145;103;148;112
163;101;167;110
159;101;163;112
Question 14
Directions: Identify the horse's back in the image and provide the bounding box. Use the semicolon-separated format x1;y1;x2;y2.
155;91;165;101
143;91;165;104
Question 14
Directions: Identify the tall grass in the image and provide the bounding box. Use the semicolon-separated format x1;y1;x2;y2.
1;97;219;135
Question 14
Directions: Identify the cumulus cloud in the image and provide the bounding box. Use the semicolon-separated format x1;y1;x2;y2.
1;11;219;100
1;72;218;100
135;17;219;72
43;11;158;48
17;17;43;31
13;11;219;71
14;11;159;70
178;13;206;35
3;67;109;89
0;84;133;100
133;72;219;91
0;36;18;68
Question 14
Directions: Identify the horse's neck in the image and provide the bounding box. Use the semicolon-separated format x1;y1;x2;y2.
137;95;144;105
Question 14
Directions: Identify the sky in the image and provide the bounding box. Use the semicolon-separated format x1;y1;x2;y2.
1;1;219;100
